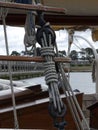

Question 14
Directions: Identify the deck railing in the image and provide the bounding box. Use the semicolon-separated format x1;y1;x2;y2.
0;55;71;78
0;60;44;78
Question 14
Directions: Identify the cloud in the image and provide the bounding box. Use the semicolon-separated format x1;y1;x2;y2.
0;25;25;55
55;29;68;51
0;25;98;55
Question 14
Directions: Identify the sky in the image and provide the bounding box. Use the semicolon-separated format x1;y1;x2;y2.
0;25;98;55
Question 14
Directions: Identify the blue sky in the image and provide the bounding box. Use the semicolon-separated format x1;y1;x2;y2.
0;25;98;55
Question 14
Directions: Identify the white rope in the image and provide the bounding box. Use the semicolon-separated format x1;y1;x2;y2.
24;0;36;54
72;36;94;65
67;30;74;56
74;35;97;58
36;23;66;130
55;40;86;130
0;7;8;19
60;71;83;130
74;35;98;96
60;65;90;129
55;30;90;129
1;8;19;129
67;30;74;81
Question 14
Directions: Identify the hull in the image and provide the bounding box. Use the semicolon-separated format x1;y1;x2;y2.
0;85;83;130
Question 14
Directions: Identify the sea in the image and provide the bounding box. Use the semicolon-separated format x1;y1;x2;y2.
21;72;96;94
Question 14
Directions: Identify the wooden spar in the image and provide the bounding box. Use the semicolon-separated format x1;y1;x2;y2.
0;55;71;63
0;1;66;14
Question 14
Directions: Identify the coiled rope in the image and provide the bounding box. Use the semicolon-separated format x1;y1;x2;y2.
24;0;36;54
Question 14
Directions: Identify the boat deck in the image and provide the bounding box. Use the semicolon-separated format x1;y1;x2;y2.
0;86;83;130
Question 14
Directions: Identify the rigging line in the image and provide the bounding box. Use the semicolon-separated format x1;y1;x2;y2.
55;36;89;129
55;44;83;129
74;35;97;61
73;42;82;50
2;9;19;129
74;35;97;59
54;38;83;129
36;20;66;129
58;73;81;130
60;66;90;130
74;36;84;49
58;31;89;129
66;31;72;81
74;36;93;61
73;41;93;64
60;66;84;130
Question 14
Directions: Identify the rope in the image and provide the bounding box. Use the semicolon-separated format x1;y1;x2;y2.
59;65;89;130
74;35;98;92
55;31;90;130
58;73;82;130
74;35;97;58
24;0;36;54
36;13;89;129
24;12;36;48
68;33;96;84
40;33;64;112
67;30;74;81
92;59;96;82
0;7;8;18
55;38;84;130
36;20;66;130
67;30;74;56
1;8;19;129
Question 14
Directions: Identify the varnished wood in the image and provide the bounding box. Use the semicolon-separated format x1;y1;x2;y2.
87;102;98;129
0;55;71;63
0;87;83;130
0;1;65;14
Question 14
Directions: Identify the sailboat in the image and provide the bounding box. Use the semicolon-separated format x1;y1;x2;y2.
0;0;97;130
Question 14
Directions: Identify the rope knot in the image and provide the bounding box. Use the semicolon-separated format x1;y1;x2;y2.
41;47;54;57
44;62;58;85
24;30;36;47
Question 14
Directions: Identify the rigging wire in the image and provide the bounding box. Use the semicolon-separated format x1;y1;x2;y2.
66;31;90;129
74;35;98;98
55;41;86;130
0;1;91;129
36;12;66;129
55;39;83;129
74;35;97;58
1;7;19;129
74;36;85;49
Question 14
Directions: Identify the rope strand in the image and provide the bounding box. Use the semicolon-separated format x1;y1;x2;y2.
2;8;19;129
